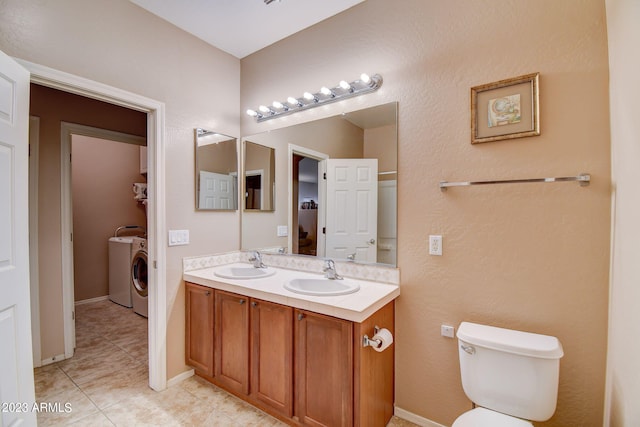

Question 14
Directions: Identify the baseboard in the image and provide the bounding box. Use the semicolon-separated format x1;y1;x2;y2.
167;369;194;388
74;295;109;305
40;353;67;367
394;406;447;427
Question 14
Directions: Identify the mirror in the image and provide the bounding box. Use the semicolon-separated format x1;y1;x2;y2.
241;102;397;266
243;141;275;211
195;129;238;210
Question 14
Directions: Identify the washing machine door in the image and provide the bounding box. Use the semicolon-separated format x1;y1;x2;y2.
131;250;148;297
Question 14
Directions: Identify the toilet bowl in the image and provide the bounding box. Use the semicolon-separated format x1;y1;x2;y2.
453;322;563;426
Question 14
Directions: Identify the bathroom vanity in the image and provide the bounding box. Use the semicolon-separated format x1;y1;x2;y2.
183;254;399;427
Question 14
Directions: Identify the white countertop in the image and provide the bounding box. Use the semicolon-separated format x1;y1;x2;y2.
183;263;400;323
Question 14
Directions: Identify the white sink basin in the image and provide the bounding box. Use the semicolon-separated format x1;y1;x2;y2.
214;265;276;280
284;278;360;296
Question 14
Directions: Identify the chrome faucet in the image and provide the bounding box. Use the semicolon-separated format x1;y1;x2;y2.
249;251;265;268
323;259;343;280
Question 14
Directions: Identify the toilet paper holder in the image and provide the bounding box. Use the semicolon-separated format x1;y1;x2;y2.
363;326;383;348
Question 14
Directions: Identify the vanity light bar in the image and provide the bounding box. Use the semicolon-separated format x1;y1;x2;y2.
246;73;383;122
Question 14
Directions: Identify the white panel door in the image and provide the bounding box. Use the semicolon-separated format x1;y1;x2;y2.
0;50;37;426
199;170;236;209
325;158;378;262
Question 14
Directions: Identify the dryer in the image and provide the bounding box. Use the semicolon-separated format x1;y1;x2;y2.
131;237;148;318
109;236;134;307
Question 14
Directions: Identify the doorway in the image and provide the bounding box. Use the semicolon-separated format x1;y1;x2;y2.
21;59;167;391
288;144;328;257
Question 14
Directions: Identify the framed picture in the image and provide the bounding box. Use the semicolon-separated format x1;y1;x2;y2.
470;72;539;144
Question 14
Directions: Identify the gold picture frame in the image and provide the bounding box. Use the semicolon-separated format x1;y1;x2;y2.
471;72;540;144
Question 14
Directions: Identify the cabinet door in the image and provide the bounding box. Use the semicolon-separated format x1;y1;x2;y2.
185;282;214;377
295;309;353;427
215;290;250;395
250;299;293;417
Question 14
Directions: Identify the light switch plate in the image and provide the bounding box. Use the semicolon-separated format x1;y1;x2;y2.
277;225;288;237
168;229;189;246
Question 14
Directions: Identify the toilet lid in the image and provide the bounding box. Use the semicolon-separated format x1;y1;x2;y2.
452;408;533;427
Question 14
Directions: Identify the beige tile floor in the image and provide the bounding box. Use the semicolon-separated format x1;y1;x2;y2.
34;299;418;427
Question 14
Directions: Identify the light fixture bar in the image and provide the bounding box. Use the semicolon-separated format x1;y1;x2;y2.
247;73;383;122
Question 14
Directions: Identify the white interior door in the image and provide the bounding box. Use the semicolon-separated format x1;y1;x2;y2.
199;170;235;209
325;158;378;262
0;50;37;426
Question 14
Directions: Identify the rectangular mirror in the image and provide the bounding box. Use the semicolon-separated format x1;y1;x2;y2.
243;141;275;211
241;102;397;266
195;129;238;210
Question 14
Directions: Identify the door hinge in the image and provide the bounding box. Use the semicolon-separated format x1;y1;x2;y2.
72;311;75;320
70;233;73;242
153;260;158;269
323;172;327;180
322;227;326;234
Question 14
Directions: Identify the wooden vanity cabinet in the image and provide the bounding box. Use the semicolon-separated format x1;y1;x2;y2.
215;289;250;395
250;299;294;417
185;282;214;377
185;281;395;427
294;309;353;427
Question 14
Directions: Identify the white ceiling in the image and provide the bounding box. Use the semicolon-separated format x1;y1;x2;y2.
129;0;365;59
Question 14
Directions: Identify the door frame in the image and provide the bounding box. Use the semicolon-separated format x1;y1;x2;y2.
17;58;168;391
287;144;328;256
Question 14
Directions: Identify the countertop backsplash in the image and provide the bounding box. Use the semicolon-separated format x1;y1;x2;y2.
183;251;399;285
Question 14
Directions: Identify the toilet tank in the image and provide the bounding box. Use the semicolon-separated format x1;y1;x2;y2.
457;322;564;422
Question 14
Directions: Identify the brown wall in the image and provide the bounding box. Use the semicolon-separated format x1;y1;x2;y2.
30;84;146;358
241;1;611;425
72;135;147;302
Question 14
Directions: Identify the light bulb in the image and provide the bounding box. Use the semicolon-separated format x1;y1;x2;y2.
272;101;284;109
246;109;258;117
303;92;315;100
339;80;351;90
360;73;371;84
259;105;270;113
320;86;332;96
287;96;299;105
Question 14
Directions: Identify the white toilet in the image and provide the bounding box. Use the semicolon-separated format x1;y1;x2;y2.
453;322;564;426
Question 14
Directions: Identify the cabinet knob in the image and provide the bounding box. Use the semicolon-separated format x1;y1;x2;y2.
205;291;211;296
251;301;258;307
298;313;305;321
239;299;246;305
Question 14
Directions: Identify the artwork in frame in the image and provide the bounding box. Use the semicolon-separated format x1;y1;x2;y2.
470;72;540;144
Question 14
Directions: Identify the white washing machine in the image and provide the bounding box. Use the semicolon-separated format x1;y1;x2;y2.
131;237;148;318
109;236;134;308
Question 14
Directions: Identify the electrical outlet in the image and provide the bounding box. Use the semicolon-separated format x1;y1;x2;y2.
429;235;443;255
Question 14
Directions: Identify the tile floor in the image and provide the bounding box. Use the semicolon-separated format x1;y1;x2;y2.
34;299;418;426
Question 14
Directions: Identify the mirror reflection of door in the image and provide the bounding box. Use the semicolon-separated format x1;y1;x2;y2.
324;158;378;262
292;155;319;255
245;171;263;209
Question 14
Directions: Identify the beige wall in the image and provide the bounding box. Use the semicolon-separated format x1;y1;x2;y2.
0;0;241;374
604;0;640;425
72;135;147;302
241;1;610;426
